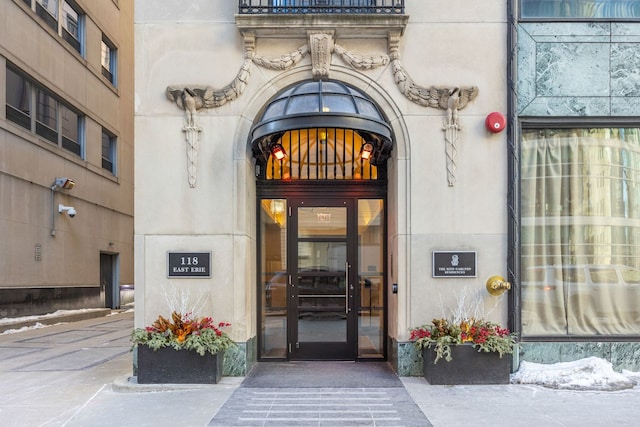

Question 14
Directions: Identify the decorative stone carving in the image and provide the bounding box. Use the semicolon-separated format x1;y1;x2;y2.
391;57;478;186
183;123;202;188
165;30;478;187
388;32;479;186
253;45;309;70
334;44;389;70
164;87;204;187
309;32;334;79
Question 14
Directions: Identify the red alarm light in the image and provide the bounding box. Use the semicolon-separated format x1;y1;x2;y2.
485;112;506;133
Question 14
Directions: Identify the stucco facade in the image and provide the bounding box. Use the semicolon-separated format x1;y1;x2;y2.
1;0;134;316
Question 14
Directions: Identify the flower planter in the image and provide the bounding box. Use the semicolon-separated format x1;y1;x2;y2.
422;345;511;385
137;346;224;384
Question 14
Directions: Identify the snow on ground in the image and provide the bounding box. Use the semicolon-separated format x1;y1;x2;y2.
1;305;133;335
1;322;67;335
511;356;639;391
0;308;106;325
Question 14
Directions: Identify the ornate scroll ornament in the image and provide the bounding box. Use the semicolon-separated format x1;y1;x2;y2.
166;31;478;187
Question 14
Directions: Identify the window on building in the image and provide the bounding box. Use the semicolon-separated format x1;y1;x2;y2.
6;67;32;130
35;0;58;30
61;104;82;156
27;0;84;54
520;127;640;337
101;36;117;85
36;88;58;143
101;129;116;174
521;0;640;19
61;1;83;54
5;65;85;158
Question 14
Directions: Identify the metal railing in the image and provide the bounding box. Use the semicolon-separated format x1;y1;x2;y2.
238;0;405;14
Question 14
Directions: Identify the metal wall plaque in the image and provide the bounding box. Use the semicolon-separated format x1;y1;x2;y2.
167;252;211;278
432;251;477;278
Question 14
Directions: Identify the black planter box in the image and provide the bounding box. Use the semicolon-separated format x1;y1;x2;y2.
137;346;223;384
422;345;511;385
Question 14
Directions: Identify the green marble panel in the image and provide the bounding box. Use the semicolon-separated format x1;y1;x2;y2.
395;340;423;377
611;343;640;372
222;336;256;376
517;22;640;117
520;342;640;372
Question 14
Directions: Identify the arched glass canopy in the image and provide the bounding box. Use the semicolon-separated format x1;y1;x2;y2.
251;80;393;180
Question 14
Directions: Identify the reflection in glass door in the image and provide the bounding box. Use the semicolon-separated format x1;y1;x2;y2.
260;199;288;358
358;199;384;358
292;200;355;360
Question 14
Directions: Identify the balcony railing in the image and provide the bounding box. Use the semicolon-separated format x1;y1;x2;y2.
238;0;405;14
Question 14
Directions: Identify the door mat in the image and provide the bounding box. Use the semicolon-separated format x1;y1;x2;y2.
241;361;404;388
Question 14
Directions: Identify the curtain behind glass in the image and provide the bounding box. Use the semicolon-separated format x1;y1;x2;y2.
521;128;640;336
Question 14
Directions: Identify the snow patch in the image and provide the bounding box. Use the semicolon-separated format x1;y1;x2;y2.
1;322;66;334
511;357;637;391
0;308;105;325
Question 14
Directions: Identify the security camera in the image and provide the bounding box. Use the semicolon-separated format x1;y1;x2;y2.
58;204;77;218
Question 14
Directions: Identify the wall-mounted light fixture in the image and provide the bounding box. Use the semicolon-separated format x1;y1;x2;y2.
58;204;77;218
318;129;327;144
360;142;374;160
270;143;287;160
52;177;75;191
51;177;76;236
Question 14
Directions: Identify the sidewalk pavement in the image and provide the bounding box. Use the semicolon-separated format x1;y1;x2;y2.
1;310;639;426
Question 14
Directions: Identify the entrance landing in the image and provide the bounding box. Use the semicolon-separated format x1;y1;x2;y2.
208;362;432;426
242;361;403;388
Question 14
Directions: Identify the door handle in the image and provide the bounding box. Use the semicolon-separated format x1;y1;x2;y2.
345;262;350;314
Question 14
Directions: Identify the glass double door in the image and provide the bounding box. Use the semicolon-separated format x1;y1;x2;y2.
260;197;385;361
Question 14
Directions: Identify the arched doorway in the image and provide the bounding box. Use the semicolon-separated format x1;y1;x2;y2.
252;80;392;360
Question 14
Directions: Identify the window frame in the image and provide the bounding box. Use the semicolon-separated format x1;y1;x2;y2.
61;0;84;55
516;118;640;340
5;66;32;131
101;35;117;86
60;103;83;157
101;128;117;175
5;65;85;159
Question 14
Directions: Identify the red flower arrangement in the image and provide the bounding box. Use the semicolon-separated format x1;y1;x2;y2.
132;311;234;356
410;318;518;363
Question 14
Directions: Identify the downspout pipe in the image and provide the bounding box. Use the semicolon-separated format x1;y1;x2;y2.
51;184;57;237
506;0;521;342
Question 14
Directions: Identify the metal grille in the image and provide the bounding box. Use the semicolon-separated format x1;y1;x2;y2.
266;128;377;180
238;0;404;14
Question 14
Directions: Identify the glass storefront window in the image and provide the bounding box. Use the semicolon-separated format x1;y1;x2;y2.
521;0;640;19
521;127;640;336
260;199;287;358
